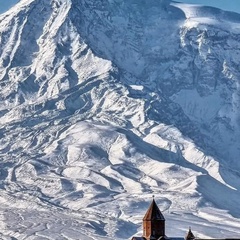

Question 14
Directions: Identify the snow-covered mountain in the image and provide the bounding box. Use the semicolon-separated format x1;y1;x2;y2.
0;0;240;239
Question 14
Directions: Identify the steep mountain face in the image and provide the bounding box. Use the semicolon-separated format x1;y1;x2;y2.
0;0;240;239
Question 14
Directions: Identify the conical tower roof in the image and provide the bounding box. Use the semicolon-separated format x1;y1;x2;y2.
143;199;165;221
185;227;195;240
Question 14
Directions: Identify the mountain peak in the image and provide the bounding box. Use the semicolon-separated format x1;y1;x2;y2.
0;0;240;239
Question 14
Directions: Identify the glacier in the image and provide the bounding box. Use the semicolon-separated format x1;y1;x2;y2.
0;0;240;239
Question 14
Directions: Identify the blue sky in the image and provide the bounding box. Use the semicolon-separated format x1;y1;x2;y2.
0;0;18;13
0;0;240;14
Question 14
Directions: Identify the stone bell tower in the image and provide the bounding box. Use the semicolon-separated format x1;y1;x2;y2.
142;198;166;240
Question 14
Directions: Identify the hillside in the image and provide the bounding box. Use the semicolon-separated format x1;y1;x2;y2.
0;0;240;239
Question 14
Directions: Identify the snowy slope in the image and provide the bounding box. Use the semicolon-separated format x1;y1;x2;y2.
0;0;240;239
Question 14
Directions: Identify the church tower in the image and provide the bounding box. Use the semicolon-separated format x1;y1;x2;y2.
185;227;195;240
142;198;166;240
